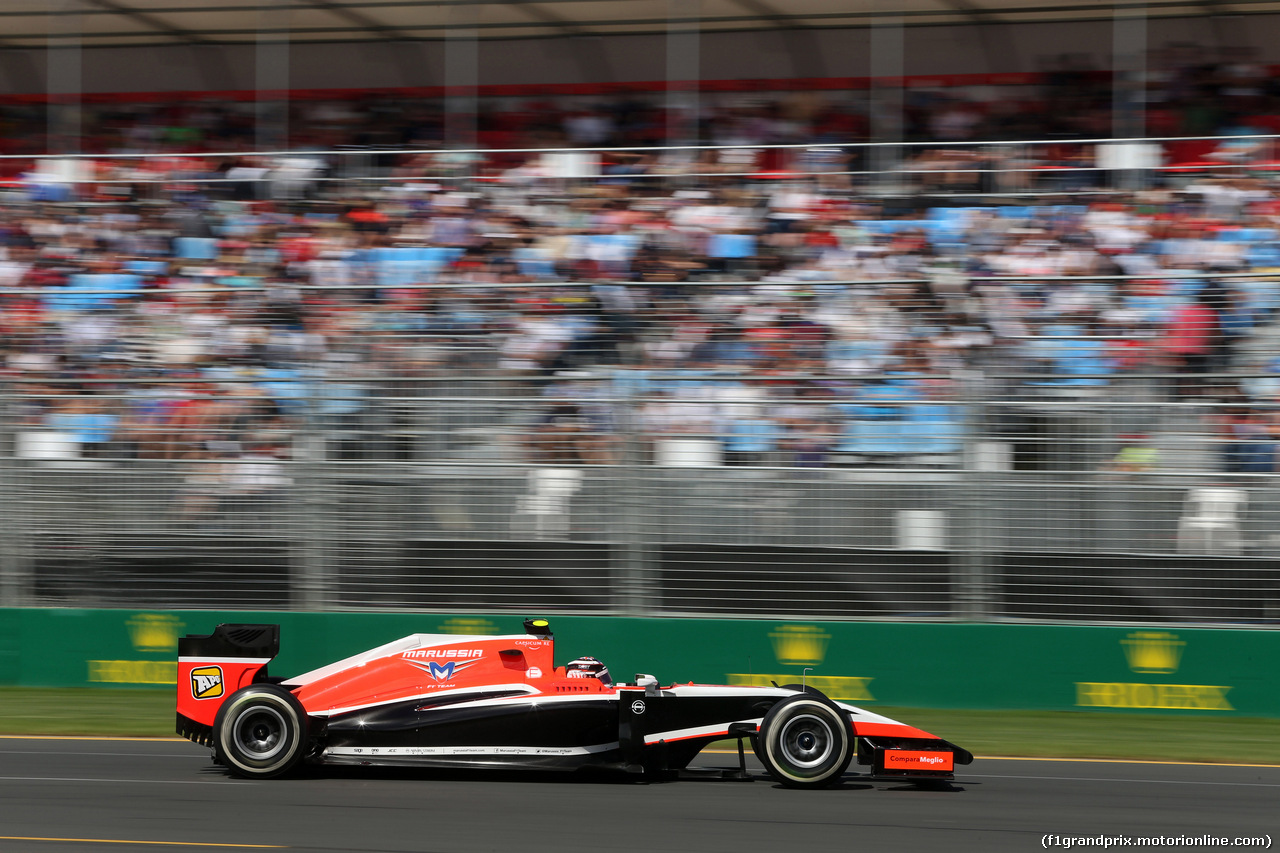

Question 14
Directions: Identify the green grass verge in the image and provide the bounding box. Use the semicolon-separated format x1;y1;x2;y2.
2;689;1277;764
0;688;177;738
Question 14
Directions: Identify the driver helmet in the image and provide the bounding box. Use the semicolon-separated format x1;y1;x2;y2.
565;656;612;686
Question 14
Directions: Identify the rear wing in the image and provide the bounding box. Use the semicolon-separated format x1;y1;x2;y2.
177;624;280;746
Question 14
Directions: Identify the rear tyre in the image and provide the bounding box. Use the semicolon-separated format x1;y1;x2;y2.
214;685;308;779
757;695;853;789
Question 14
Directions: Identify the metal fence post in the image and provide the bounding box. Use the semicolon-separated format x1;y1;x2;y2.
0;389;31;607
955;371;995;622
292;377;332;610
614;392;656;615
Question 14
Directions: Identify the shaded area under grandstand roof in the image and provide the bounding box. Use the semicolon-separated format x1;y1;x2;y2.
13;0;1280;48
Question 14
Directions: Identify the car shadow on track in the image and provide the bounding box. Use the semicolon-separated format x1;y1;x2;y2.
200;761;677;786
876;780;973;793
199;760;970;793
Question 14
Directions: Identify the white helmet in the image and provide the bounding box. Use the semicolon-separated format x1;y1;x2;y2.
565;656;612;685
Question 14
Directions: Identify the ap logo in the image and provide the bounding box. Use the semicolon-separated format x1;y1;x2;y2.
191;666;224;700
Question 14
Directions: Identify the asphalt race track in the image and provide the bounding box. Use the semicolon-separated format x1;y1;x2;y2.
0;737;1275;853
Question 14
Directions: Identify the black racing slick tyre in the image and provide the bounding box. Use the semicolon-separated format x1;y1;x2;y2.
213;685;308;779
757;694;853;789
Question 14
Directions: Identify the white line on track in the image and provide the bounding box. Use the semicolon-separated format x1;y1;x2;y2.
961;773;1280;788
978;755;1280;769
702;749;1280;769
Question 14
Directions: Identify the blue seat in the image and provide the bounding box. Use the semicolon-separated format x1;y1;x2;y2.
600;233;640;260
1246;244;1280;267
708;233;756;259
1041;338;1115;387
612;369;654;398
317;383;367;416
1040;323;1083;338
30;181;73;202
723;419;782;454
835;403;913;455
1219;228;1276;243
1124;295;1177;324
256;369;309;416
652;369;724;396
857;219;927;235
513;247;557;279
46;411;118;446
371;246;464;286
1169;279;1205;302
124;260;168;275
45;274;142;312
1160;238;1204;259
375;259;417;287
901;405;964;454
826;339;889;370
926;207;977;224
1239;279;1280;314
836;417;912;455
175;237;218;260
858;378;923;404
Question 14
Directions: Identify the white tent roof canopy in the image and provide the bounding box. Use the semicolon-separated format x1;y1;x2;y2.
14;0;1280;48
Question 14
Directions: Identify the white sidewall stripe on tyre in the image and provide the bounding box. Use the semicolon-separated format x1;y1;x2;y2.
219;692;302;776
763;699;849;785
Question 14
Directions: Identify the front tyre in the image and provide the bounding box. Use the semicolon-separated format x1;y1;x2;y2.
758;695;853;789
213;685;308;779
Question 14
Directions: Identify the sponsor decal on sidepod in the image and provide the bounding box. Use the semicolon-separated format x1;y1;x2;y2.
403;657;483;683
191;666;224;700
402;649;484;659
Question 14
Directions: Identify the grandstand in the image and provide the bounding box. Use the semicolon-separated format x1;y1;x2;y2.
1;0;1279;627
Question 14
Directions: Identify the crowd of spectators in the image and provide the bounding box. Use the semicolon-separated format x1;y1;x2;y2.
5;49;1280;474
3;169;1280;474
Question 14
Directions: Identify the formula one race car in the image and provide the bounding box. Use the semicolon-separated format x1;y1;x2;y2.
177;620;972;788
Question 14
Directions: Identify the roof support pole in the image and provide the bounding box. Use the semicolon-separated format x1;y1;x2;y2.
666;0;701;147
869;7;903;194
256;0;290;154
1112;3;1148;190
47;0;83;156
445;5;479;151
1112;3;1147;142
